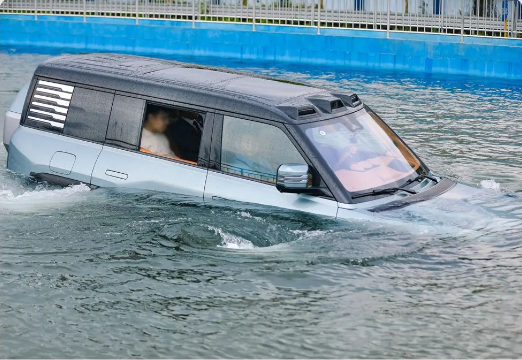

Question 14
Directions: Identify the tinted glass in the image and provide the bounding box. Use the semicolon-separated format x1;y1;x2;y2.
221;116;305;183
63;87;114;142
106;95;145;150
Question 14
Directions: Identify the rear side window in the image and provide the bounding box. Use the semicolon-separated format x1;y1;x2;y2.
25;79;74;132
25;79;114;143
63;87;114;143
105;95;145;150
220;116;305;183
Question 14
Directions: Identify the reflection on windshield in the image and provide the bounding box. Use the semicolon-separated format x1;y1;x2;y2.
303;107;422;193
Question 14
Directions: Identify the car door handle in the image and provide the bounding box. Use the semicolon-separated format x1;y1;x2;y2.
105;169;128;180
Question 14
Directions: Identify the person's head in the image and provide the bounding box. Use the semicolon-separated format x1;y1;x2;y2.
144;107;170;133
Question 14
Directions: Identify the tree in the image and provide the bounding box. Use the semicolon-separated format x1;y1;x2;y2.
405;0;409;14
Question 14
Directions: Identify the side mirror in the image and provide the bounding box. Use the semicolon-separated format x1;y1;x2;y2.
276;164;312;193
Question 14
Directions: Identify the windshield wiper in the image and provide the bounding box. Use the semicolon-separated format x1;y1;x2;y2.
351;187;417;199
400;173;439;189
351;173;438;200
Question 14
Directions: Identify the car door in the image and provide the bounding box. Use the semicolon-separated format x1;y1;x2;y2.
203;114;339;217
90;96;212;198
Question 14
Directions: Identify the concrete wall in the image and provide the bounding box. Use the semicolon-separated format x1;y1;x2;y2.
1;14;521;79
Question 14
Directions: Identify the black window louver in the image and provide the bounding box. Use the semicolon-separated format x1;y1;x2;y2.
25;79;74;132
298;107;316;116
330;99;344;110
330;93;362;108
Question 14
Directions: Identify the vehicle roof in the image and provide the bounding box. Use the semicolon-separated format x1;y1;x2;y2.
34;53;362;123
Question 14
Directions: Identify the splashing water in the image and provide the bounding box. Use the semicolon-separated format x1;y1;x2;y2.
480;179;502;192
0;183;90;210
211;226;256;250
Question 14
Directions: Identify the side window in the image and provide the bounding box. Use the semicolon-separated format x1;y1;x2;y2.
25;79;114;143
220;116;306;183
105;95;145;150
63;87;114;143
139;103;205;165
25;79;74;133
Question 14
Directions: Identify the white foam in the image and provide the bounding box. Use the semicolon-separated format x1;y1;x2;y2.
208;226;255;250
290;229;331;238
479;179;501;192
239;211;253;218
238;211;263;221
0;184;91;212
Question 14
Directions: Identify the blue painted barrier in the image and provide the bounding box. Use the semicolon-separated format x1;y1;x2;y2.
1;14;521;79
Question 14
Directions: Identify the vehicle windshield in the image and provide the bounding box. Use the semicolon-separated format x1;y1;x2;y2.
301;106;424;193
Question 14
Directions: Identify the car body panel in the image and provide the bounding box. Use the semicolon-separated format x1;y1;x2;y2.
8;126;102;184
204;170;339;217
3;111;21;148
90;145;208;197
3;82;30;148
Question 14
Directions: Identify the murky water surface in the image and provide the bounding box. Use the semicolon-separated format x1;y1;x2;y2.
1;48;521;358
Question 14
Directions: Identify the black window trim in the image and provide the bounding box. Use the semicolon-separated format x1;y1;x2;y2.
103;94;144;151
21;76;115;146
20;78;215;162
133;100;213;169
113;90;213;114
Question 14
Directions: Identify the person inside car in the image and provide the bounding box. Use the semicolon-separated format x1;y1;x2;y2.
141;106;180;158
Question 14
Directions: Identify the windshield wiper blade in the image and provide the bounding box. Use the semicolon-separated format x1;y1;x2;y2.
351;187;417;199
424;174;439;183
351;173;438;200
401;173;438;189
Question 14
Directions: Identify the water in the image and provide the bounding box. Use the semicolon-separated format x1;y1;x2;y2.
1;47;522;358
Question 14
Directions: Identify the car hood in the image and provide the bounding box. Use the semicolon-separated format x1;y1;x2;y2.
368;178;458;213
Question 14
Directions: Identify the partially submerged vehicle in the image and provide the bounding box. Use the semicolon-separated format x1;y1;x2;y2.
3;54;469;219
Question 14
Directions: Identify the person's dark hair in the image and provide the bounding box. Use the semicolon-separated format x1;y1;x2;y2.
146;105;168;120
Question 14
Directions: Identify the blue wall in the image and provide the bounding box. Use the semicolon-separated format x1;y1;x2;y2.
1;14;521;79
